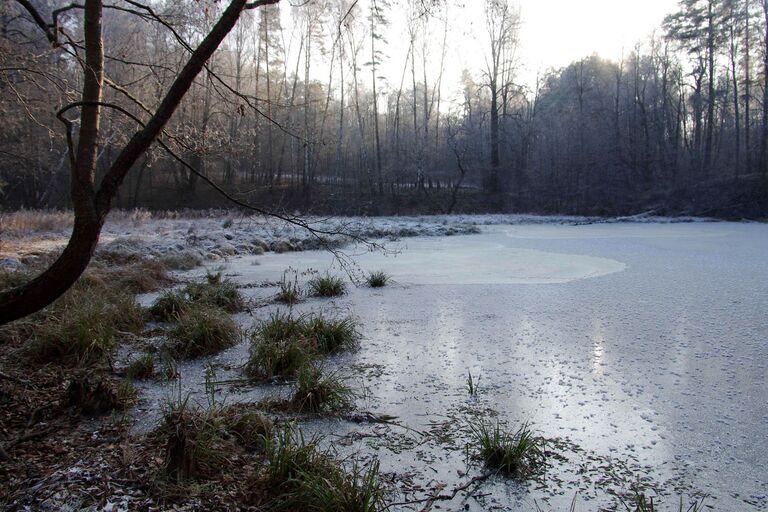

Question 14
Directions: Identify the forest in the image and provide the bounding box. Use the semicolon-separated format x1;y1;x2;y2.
1;0;767;218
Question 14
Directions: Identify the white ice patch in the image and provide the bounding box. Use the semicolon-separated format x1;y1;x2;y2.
235;234;626;285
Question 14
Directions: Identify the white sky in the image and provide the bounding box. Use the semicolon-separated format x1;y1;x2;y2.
516;0;676;75
276;0;680;103
393;0;676;98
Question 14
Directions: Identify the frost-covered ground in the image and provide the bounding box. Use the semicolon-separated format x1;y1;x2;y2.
1;210;715;266
125;218;766;511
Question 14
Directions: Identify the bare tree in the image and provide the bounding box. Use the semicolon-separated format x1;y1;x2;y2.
483;0;520;194
0;0;279;325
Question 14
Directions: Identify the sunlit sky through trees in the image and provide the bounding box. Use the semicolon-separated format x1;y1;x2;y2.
276;0;679;107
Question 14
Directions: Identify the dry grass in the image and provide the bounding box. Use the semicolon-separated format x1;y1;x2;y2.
0;208;163;238
0;209;73;236
25;285;145;366
85;259;173;294
164;305;241;359
157;399;272;482
288;364;354;413
161;251;203;271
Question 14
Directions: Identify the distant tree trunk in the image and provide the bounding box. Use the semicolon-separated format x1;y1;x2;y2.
729;16;740;179
704;0;716;176
302;16;311;194
745;0;752;174
370;12;383;195
336;33;345;185
762;0;768;177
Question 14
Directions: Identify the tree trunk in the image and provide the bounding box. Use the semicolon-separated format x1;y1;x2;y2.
704;0;715;176
745;0;752;174
762;0;768;177
1;0;276;325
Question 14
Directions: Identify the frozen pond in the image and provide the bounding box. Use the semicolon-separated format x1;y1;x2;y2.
135;221;768;510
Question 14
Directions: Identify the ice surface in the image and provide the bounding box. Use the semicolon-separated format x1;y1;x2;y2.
133;220;768;510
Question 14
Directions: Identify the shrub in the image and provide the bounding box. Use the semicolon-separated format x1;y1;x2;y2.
165;305;241;359
365;271;390;288
308;274;346;297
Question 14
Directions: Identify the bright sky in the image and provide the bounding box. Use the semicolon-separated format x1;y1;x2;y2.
516;0;677;74
277;0;680;103
382;0;677;100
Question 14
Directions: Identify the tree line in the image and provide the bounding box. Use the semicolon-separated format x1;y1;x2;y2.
1;0;767;217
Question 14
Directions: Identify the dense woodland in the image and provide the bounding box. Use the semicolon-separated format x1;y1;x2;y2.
1;0;768;217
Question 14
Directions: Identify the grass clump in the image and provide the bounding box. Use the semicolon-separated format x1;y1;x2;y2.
159;397;228;481
85;259;172;294
184;273;245;313
365;270;390;288
245;313;312;382
244;312;360;381
27;287;144;366
265;423;386;511
222;406;274;451
289;364;354;413
275;271;303;305
308;274;347;297
161;251;203;271
0;268;31;291
125;353;155;380
148;290;192;321
165;305;241;359
264;423;324;486
620;489;707;512
304;315;359;354
150;273;245;322
66;376;136;415
466;370;480;396
297;459;385;512
116;380;139;408
470;421;543;476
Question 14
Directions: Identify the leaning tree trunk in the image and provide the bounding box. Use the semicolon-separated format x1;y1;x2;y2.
0;0;278;325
